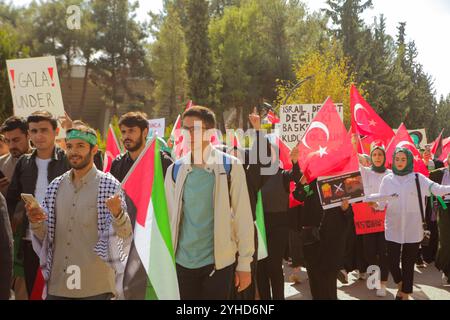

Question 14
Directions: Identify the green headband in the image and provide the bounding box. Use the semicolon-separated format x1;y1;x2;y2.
66;129;97;146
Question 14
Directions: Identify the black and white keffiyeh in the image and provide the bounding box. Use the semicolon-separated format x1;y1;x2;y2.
33;171;131;287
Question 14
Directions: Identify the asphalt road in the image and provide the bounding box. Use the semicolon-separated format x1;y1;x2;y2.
284;262;450;300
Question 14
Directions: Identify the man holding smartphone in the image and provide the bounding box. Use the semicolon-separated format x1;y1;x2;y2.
6;111;70;299
25;125;132;300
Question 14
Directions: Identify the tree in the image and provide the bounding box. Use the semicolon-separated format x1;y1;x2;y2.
209;0;241;17
0;24;28;121
209;0;268;129
185;0;213;105
324;0;373;83
91;0;149;115
151;5;188;121
275;43;356;127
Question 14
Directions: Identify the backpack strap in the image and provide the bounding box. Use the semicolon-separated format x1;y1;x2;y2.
222;153;233;209
172;159;183;183
415;173;426;224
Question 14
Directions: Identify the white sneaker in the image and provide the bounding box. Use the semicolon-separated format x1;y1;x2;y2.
376;287;387;297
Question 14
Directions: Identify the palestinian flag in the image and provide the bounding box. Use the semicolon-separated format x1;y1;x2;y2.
122;138;179;300
103;125;121;173
255;191;268;261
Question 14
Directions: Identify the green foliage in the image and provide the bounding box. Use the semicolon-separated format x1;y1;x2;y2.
150;4;188;122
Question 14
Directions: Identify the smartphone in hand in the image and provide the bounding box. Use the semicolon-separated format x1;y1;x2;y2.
21;193;40;208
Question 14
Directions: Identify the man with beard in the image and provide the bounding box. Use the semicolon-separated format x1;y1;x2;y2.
110;111;172;182
26;125;132;300
6;111;70;299
0;116;32;300
110;112;173;299
0;117;31;196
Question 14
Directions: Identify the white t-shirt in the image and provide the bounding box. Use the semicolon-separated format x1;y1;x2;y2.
26;157;51;239
35;158;51;205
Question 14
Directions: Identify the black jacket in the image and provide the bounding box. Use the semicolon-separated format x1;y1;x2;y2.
110;150;173;183
234;131;276;220
0;193;12;300
6;146;70;226
293;180;350;271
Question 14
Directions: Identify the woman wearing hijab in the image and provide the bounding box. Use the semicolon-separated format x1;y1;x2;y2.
374;148;450;300
428;153;450;286
359;144;391;297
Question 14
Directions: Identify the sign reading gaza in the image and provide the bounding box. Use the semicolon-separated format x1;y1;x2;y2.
280;103;343;149
6;56;65;120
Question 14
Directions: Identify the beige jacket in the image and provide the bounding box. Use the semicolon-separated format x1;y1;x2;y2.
164;146;254;272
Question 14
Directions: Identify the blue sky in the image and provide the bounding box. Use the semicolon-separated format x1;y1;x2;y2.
12;0;450;98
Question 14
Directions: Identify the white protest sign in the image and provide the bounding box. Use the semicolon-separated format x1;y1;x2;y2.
280;103;344;149
148;118;166;138
6;56;65;120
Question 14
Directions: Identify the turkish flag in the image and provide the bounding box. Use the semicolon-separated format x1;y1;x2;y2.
431;129;444;160
103;125;121;173
267;133;293;171
170;114;189;159
267;110;280;124
385;123;429;176
351;85;394;147
266;134;302;208
438;139;450;163
298;97;355;183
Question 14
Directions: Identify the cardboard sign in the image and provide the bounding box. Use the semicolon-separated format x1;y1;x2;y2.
352;202;386;235
316;171;365;210
6;56;65;120
280;103;344;149
148;118;166;138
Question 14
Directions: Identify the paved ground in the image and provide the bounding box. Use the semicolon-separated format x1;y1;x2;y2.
283;262;450;300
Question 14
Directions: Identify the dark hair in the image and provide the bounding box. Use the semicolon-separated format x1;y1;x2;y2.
0;116;28;135
118;112;149;132
182;106;216;129
27;111;58;130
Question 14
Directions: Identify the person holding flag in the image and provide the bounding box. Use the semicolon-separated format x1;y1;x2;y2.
373;148;450;300
109;112;173;300
292;97;356;300
165;105;254;300
25;125;132;300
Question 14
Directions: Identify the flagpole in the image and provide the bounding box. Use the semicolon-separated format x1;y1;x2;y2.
281;74;316;107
